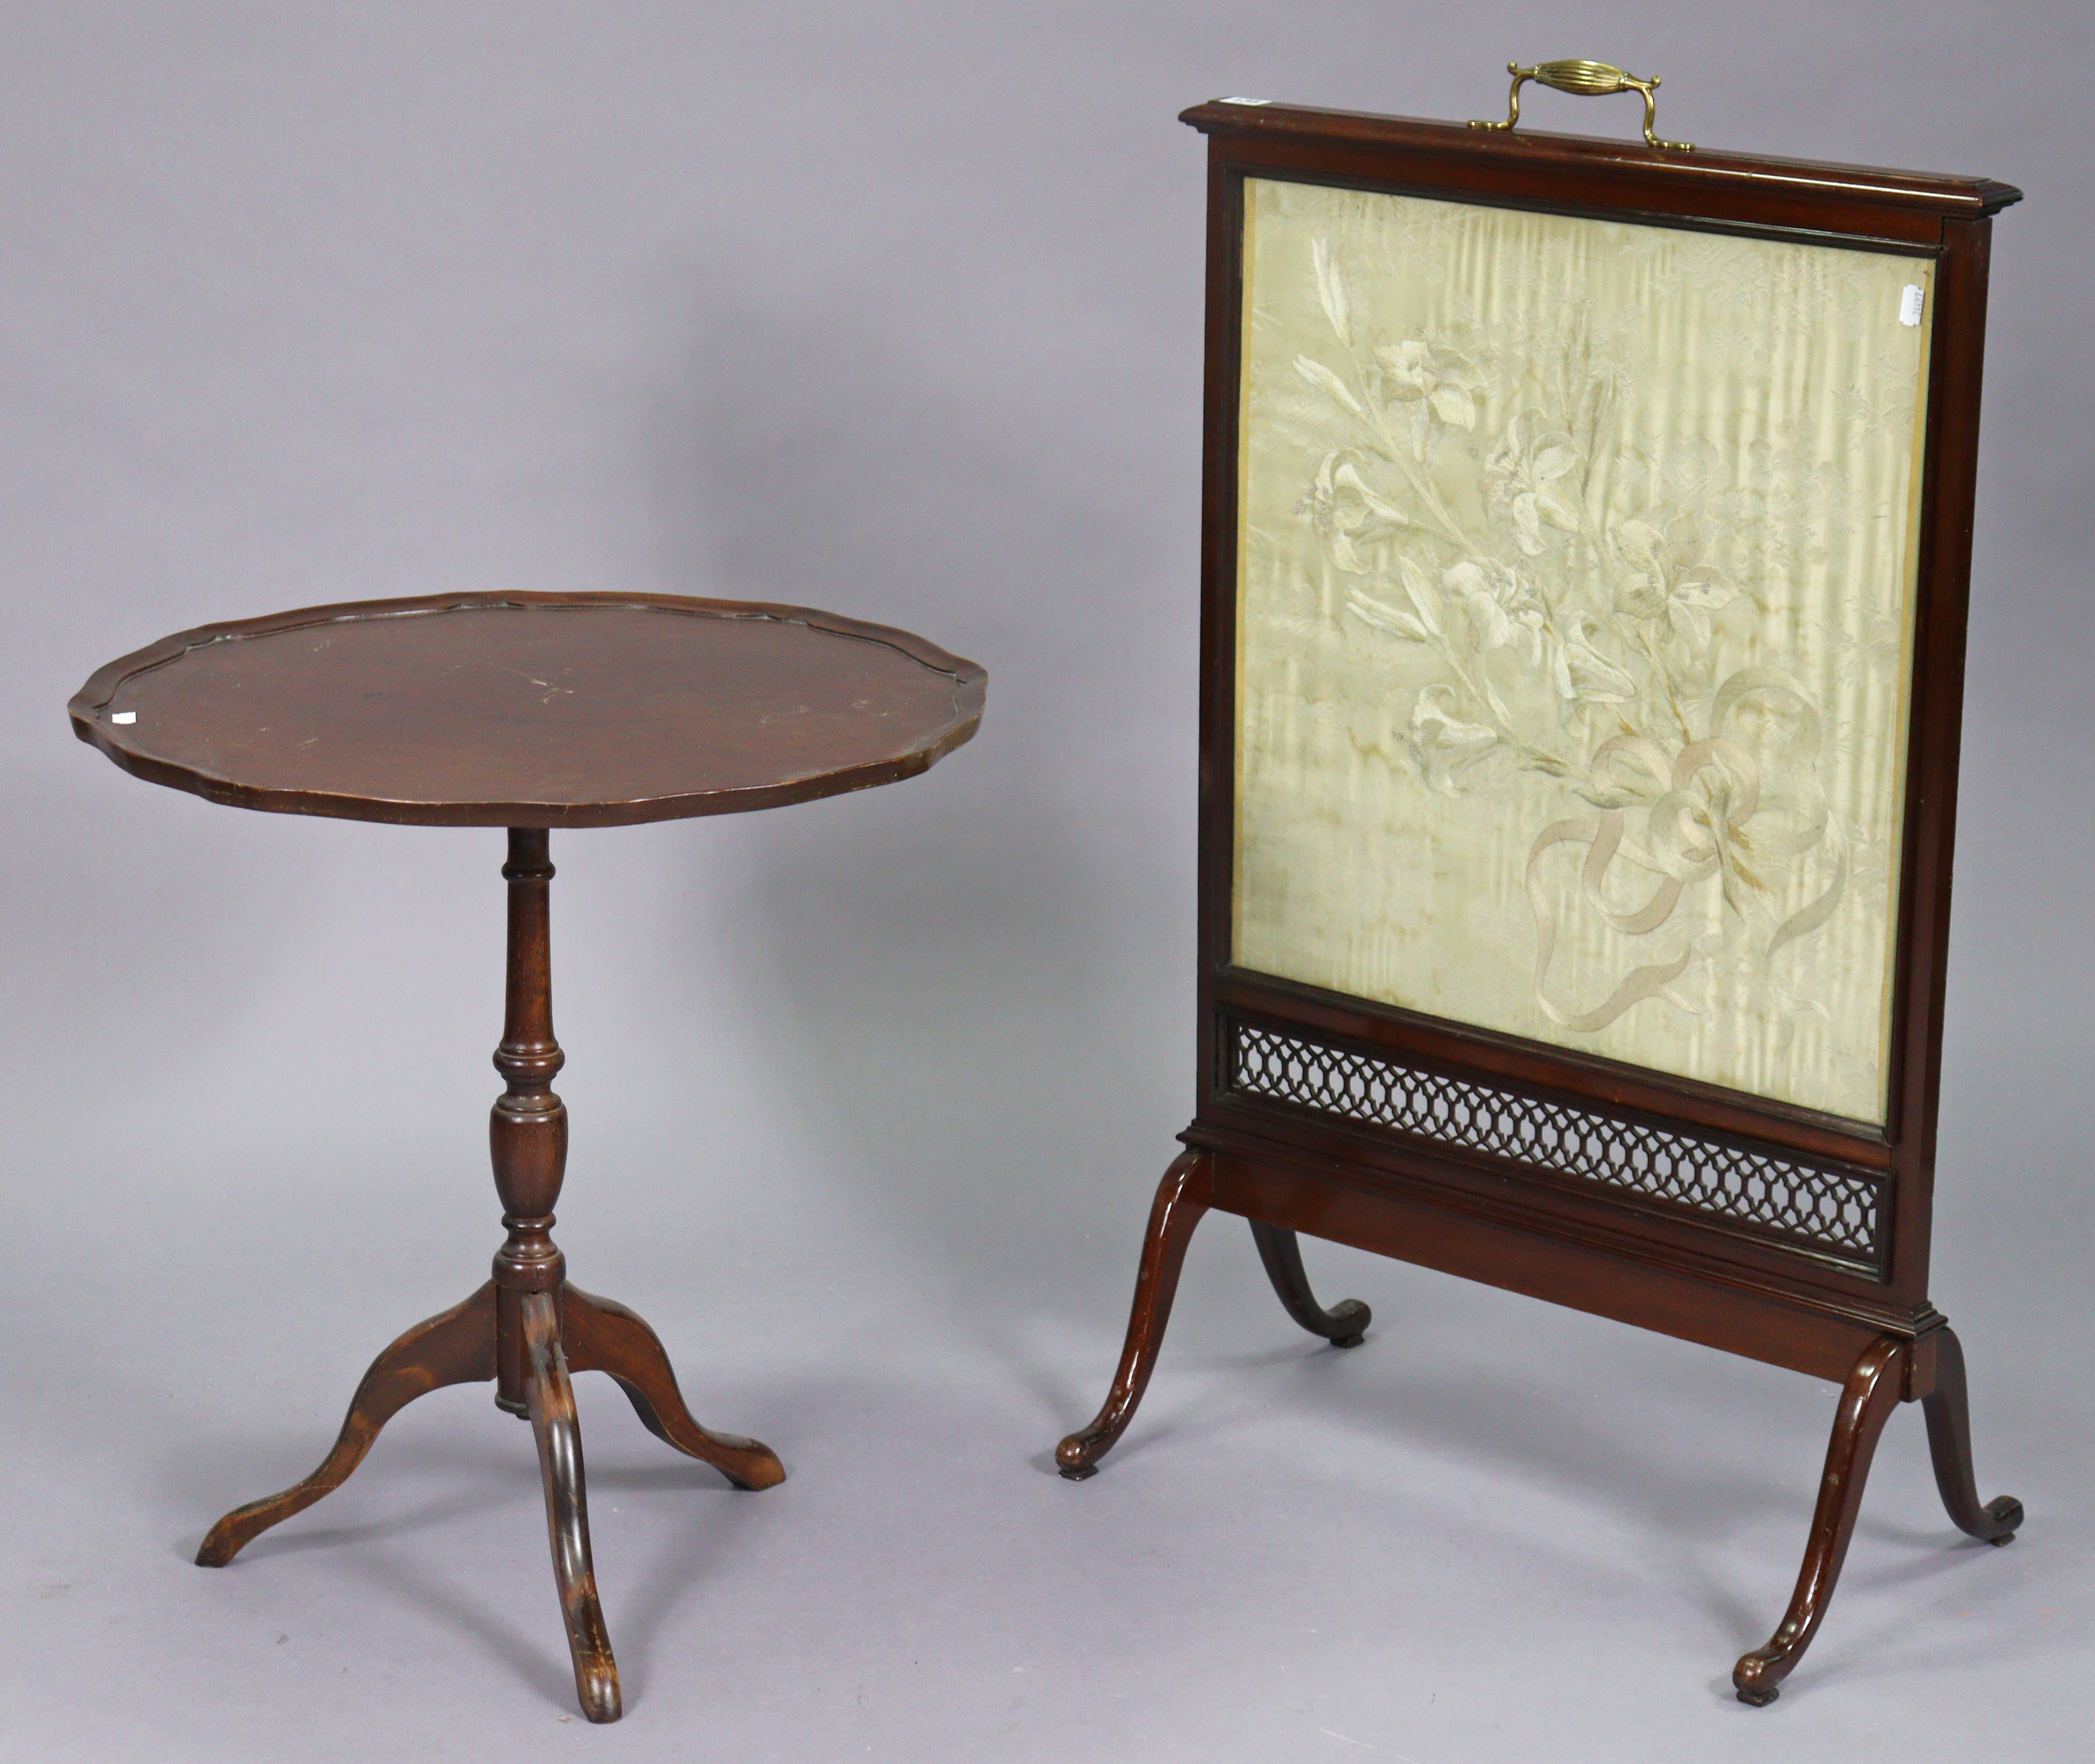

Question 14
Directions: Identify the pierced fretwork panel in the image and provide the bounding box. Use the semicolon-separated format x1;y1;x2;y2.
1228;1021;1883;1269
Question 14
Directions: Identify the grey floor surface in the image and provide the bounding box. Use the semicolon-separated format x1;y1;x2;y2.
8;1147;2088;1764
12;1186;2089;1763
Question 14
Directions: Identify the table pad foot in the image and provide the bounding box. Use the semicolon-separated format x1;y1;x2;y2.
562;1283;786;1491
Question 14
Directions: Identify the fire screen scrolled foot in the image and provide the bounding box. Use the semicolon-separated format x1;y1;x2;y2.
1733;1336;1906;1705
1056;1152;1212;1480
1250;1221;1371;1347
1920;1327;2024;1548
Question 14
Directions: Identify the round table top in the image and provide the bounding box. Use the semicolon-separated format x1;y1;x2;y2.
69;592;986;828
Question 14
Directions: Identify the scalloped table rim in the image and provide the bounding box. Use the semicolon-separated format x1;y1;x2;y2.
68;589;987;828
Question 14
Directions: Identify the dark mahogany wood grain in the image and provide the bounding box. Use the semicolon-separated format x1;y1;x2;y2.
1917;1327;2024;1546
1734;1335;1908;1703
1203;1062;1904;1322
1249;1222;1369;1347
1179;101;2021;237
562;1285;787;1491
1203;1137;1884;1383
1728;1327;2021;1702
195;1283;498;1568
1056;1152;1212;1480
69;592;985;828
521;1288;620;1724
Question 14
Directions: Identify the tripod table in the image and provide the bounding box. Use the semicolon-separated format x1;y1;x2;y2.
68;590;985;1721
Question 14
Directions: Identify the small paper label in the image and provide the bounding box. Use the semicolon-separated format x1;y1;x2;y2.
1218;96;1271;106
1899;284;1924;326
110;710;136;724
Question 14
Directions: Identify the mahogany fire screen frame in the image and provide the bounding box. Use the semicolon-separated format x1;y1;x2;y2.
1057;93;2024;1705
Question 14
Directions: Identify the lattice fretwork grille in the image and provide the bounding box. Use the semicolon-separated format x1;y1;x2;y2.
1228;1021;1882;1268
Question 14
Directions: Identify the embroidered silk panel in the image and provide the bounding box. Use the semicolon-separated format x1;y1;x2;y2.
1231;178;1933;1122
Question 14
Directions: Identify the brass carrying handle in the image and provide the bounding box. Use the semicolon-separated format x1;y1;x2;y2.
1469;60;1693;151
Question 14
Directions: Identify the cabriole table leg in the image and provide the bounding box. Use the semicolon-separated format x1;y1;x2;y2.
521;1288;620;1722
195;1283;498;1567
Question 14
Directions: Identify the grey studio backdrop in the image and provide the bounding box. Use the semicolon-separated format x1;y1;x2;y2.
1;4;2087;1760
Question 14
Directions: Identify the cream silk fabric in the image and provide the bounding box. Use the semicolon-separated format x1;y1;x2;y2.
1232;178;1933;1122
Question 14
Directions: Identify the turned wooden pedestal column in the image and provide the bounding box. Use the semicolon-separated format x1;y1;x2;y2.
194;831;790;1721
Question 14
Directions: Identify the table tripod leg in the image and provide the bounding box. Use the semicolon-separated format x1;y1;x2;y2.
521;1290;620;1724
196;1282;498;1568
562;1285;787;1490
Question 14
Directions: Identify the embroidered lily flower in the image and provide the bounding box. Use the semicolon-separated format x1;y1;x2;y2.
1485;410;1583;556
1441;558;1545;665
1375;338;1486;456
1608;514;1741;648
1550;614;1638;706
1298;450;1409;573
1407;684;1498;796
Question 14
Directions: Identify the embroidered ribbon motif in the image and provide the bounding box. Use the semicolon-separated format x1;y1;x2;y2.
1526;670;1847;1030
